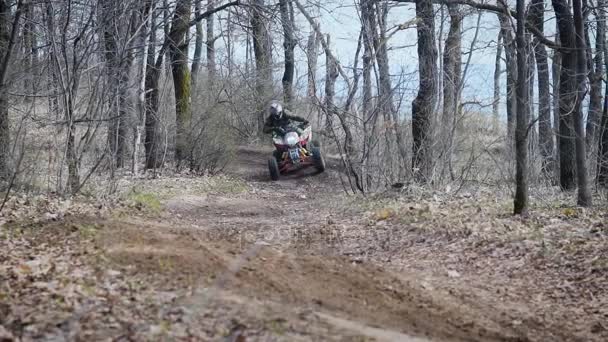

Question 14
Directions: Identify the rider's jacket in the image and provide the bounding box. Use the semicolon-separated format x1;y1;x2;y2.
263;109;309;135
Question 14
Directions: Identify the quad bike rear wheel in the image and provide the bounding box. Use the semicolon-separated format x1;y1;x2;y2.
268;157;280;181
311;146;326;173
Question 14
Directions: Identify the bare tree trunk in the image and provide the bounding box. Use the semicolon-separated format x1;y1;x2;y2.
441;4;462;180
552;48;561;181
499;15;517;138
145;7;162;170
553;0;577;191
0;0;24;180
324;34;338;133
586;0;604;150
101;0;129;169
191;0;204;91
527;34;537;155
169;0;193;165
306;29;319;99
44;1;59;119
529;0;553;174
279;0;295;106
598;0;608;187
412;0;437;182
599;67;608;186
22;4;36;98
514;0;529;214
572;0;592;206
493;31;502;129
361;0;374;190
206;0;216;87
373;2;407;170
251;0;273;135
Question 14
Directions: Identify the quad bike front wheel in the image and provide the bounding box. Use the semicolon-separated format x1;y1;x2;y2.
311;146;326;173
268;157;280;181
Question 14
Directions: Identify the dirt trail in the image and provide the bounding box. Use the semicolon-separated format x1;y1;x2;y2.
92;147;522;341
3;147;603;341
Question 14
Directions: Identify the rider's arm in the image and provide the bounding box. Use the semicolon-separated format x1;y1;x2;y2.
284;110;309;126
262;116;275;134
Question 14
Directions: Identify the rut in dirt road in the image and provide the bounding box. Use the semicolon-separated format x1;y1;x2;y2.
134;147;534;342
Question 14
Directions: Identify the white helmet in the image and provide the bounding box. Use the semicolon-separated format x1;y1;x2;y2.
269;101;283;119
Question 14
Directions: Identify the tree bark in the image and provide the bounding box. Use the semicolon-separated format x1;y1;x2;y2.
206;0;216;87
412;0;438;182
599;68;608;186
529;0;553;174
191;0;204;91
572;0;592;205
361;0;374;189
514;0;529;214
498;14;517;139
552;0;577;190
441;4;462;179
145;6;162;170
324;34;338;133
22;4;36;97
279;0;295;105
598;4;608;187
0;0;24;181
169;0;193;165
552;48;561;181
101;0;131;169
251;0;273;135
306;28;319;99
586;0;604;149
493;31;502;128
375;2;408;172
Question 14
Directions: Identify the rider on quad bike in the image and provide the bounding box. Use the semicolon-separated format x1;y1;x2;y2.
263;101;310;161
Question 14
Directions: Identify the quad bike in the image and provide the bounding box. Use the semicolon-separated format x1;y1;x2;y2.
268;125;325;181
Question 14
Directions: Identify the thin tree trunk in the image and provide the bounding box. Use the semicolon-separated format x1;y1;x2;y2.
191;0;204;91
499;14;517;138
279;0;295;106
206;0;216;87
493;31;502;129
586;0;604;150
412;0;437;182
361;0;374;190
0;0;24;180
324;34;338;133
552;0;577;190
22;4;36;98
530;0;554;175
514;0;529;214
169;0;193;166
599;62;608;186
441;4;462;180
598;0;608;186
572;0;592;205
145;6;161;170
306;21;319;100
101;0;126;169
527;34;537;155
552;48;561;181
251;0;273;135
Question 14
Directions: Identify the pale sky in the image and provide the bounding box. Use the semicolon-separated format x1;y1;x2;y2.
209;1;565;119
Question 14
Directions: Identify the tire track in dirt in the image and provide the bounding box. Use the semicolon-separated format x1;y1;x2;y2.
94;147;537;341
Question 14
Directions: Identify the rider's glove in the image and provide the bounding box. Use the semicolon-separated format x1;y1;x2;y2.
275;127;286;135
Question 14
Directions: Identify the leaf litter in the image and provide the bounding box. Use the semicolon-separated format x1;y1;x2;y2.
1;151;607;341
